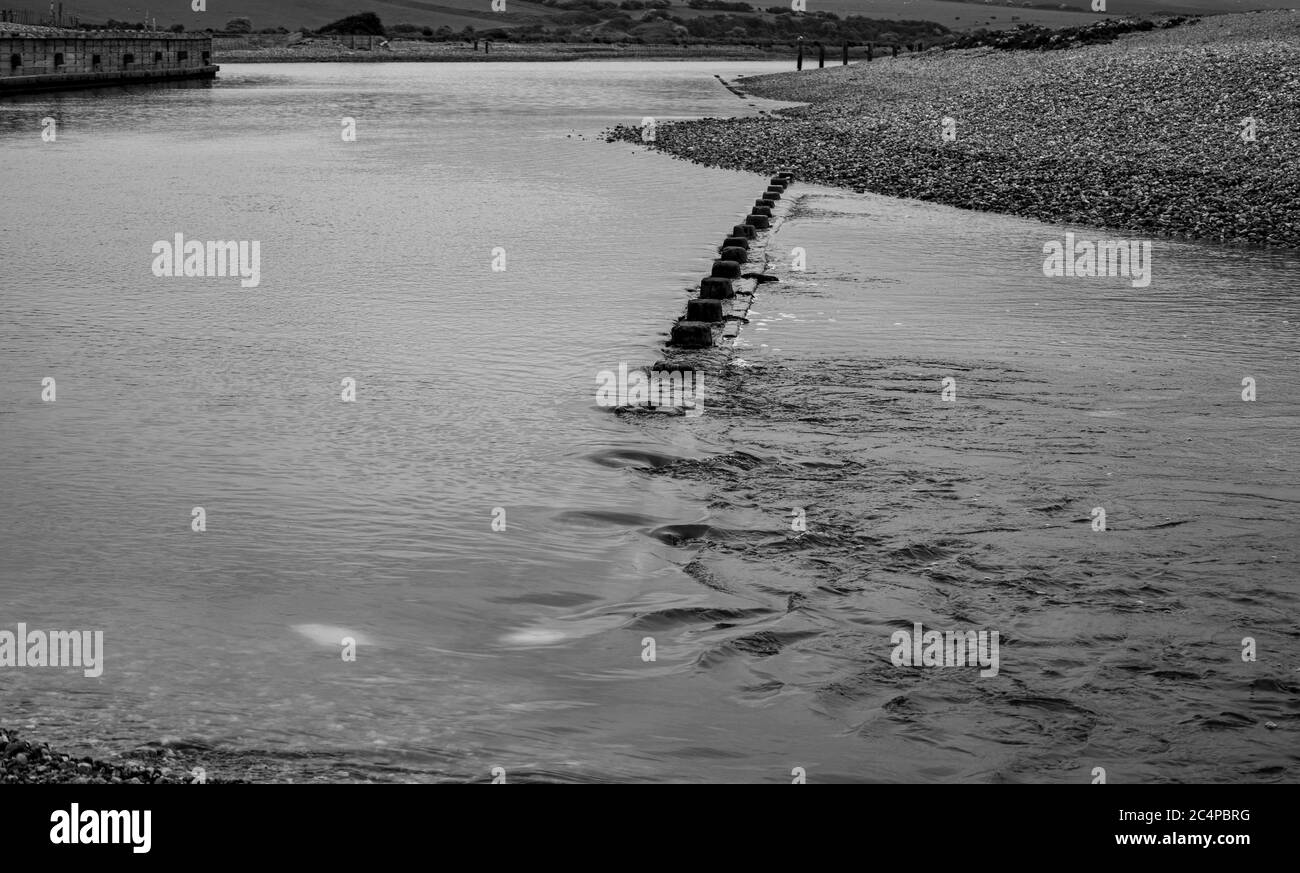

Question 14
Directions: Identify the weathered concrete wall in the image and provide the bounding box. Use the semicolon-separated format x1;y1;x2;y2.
0;31;217;91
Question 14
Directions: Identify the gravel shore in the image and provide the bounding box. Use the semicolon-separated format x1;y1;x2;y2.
0;727;242;784
611;12;1300;248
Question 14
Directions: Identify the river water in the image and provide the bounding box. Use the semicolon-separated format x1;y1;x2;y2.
1;62;1296;783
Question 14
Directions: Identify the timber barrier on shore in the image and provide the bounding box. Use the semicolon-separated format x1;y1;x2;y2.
668;171;795;351
0;30;218;93
796;40;927;70
609;172;793;415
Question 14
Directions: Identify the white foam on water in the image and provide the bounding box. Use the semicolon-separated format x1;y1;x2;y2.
292;623;376;648
500;628;569;647
500;611;628;648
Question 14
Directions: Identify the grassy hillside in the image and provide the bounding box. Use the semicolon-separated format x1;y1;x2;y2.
47;0;1300;32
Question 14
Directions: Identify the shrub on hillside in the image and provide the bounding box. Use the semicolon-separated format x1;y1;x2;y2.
317;12;386;36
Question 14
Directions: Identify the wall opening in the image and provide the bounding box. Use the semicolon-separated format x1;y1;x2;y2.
9;54;21;71
91;53;101;68
123;53;135;66
202;51;210;65
177;50;188;61
54;53;64;67
154;51;163;63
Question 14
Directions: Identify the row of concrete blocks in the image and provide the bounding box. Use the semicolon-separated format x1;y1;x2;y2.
671;172;795;349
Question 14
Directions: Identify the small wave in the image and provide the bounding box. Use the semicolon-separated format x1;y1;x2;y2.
646;522;727;545
624;606;772;631
583;448;683;469
696;629;822;667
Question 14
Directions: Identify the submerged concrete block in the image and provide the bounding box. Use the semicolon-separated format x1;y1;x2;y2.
769;177;788;189
700;277;735;299
732;223;755;239
755;198;776;209
671;321;713;348
687;298;724;322
711;260;742;279
751;205;772;218
765;187;783;200
744;214;770;229
719;246;748;264
722;235;750;250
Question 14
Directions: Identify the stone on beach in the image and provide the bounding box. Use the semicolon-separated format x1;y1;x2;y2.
0;727;237;784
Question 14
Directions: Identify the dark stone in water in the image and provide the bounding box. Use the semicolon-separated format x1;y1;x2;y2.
743;273;779;284
721;235;750;250
744;214;771;229
719;245;748;264
732;223;755;239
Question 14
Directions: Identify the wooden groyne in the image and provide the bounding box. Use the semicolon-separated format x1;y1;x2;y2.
0;30;218;94
669;172;794;350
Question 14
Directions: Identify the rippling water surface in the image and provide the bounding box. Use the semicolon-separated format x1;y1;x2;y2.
1;63;1296;782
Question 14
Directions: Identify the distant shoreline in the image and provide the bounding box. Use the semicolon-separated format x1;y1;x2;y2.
216;42;796;64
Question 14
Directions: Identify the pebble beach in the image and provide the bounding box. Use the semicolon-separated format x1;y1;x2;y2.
613;12;1300;248
0;727;242;784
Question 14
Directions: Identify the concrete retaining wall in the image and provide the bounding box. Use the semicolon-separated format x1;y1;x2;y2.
0;32;217;92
